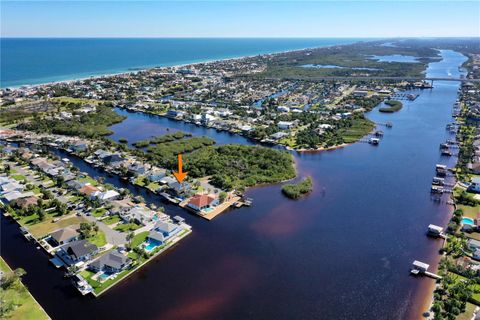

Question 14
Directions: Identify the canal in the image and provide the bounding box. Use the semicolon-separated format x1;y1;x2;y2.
1;50;467;320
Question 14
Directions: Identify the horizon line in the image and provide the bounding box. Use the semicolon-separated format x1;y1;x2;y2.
1;36;479;39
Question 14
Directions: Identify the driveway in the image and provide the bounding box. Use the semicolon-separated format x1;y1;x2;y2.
84;215;127;246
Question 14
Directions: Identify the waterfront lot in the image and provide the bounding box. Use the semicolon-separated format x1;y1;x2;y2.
449;272;480;305
27;216;86;239
0;257;50;320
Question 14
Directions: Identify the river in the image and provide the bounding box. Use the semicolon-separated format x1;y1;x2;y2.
1;50;466;320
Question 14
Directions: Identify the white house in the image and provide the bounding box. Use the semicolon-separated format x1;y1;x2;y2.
278;121;294;130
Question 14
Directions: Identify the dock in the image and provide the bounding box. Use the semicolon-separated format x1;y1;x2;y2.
179;195;241;221
410;260;442;279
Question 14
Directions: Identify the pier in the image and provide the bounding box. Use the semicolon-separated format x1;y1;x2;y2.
410;260;442;280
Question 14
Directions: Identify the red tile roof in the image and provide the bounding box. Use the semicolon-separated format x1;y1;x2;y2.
79;185;99;195
188;194;215;208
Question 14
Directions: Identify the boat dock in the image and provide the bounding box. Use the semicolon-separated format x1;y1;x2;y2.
179;195;242;221
410;260;442;279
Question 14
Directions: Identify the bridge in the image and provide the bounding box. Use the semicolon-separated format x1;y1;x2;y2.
263;76;479;83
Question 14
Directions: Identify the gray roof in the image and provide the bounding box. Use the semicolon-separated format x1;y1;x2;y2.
50;227;79;243
65;240;98;259
90;251;130;270
154;221;177;233
148;231;165;243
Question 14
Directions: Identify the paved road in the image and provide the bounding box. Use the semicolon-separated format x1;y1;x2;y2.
84;215;127;246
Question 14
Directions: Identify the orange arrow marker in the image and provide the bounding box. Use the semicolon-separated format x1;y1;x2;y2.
173;154;187;183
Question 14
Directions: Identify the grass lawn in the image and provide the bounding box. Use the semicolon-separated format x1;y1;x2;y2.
10;174;26;182
27;216;87;239
0;257;50;320
114;223;140;232
338;117;375;144
458;204;480;219
456;302;478;320
92;208;107;218
16;211;62;227
279;136;297;148
134;177;146;187
78;175;98;186
80;264;139;295
87;230;107;247
51;96;105;105
450;272;480;305
131;231;149;247
102;215;121;225
146;182;160;192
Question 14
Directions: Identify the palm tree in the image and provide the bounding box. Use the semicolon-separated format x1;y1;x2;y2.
126;232;135;249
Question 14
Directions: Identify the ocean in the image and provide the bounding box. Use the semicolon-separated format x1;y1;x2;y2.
0;37;363;88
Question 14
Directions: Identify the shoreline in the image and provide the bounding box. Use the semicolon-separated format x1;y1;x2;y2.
3;39;364;90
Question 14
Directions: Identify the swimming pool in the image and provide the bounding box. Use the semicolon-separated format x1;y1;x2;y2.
144;239;162;251
462;217;475;225
98;272;111;281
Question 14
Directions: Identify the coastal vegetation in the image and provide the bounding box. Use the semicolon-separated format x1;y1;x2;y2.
144;136;215;168
282;177;313;199
132;131;191;148
19;105;125;138
0;257;49;320
294;115;374;148
379;100;403;113
185;144;296;190
253;41;438;79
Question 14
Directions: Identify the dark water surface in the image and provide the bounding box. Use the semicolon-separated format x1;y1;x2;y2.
1;38;362;88
1;50;466;319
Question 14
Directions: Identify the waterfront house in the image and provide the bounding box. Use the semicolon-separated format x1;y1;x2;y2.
1;191;35;204
88;251;131;273
468;161;480;174
13;196;39;209
187;194;219;212
56;240;98;266
79;184;100;197
94;149;111;160
167;181;192;198
469;177;480;193
147;170;166;182
271;132;288;140
102;154;125;166
1;181;24;194
120;206;156;225
159;176;177;185
128;162;147;175
472;249;480;261
147;221;181;244
49;227;79;247
239;125;253;133
0;177;11;186
468;239;480;252
66;180;85;190
92;190;120;202
167;109;180;118
70;140;88;152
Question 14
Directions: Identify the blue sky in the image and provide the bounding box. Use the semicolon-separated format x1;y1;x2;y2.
1;1;479;37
